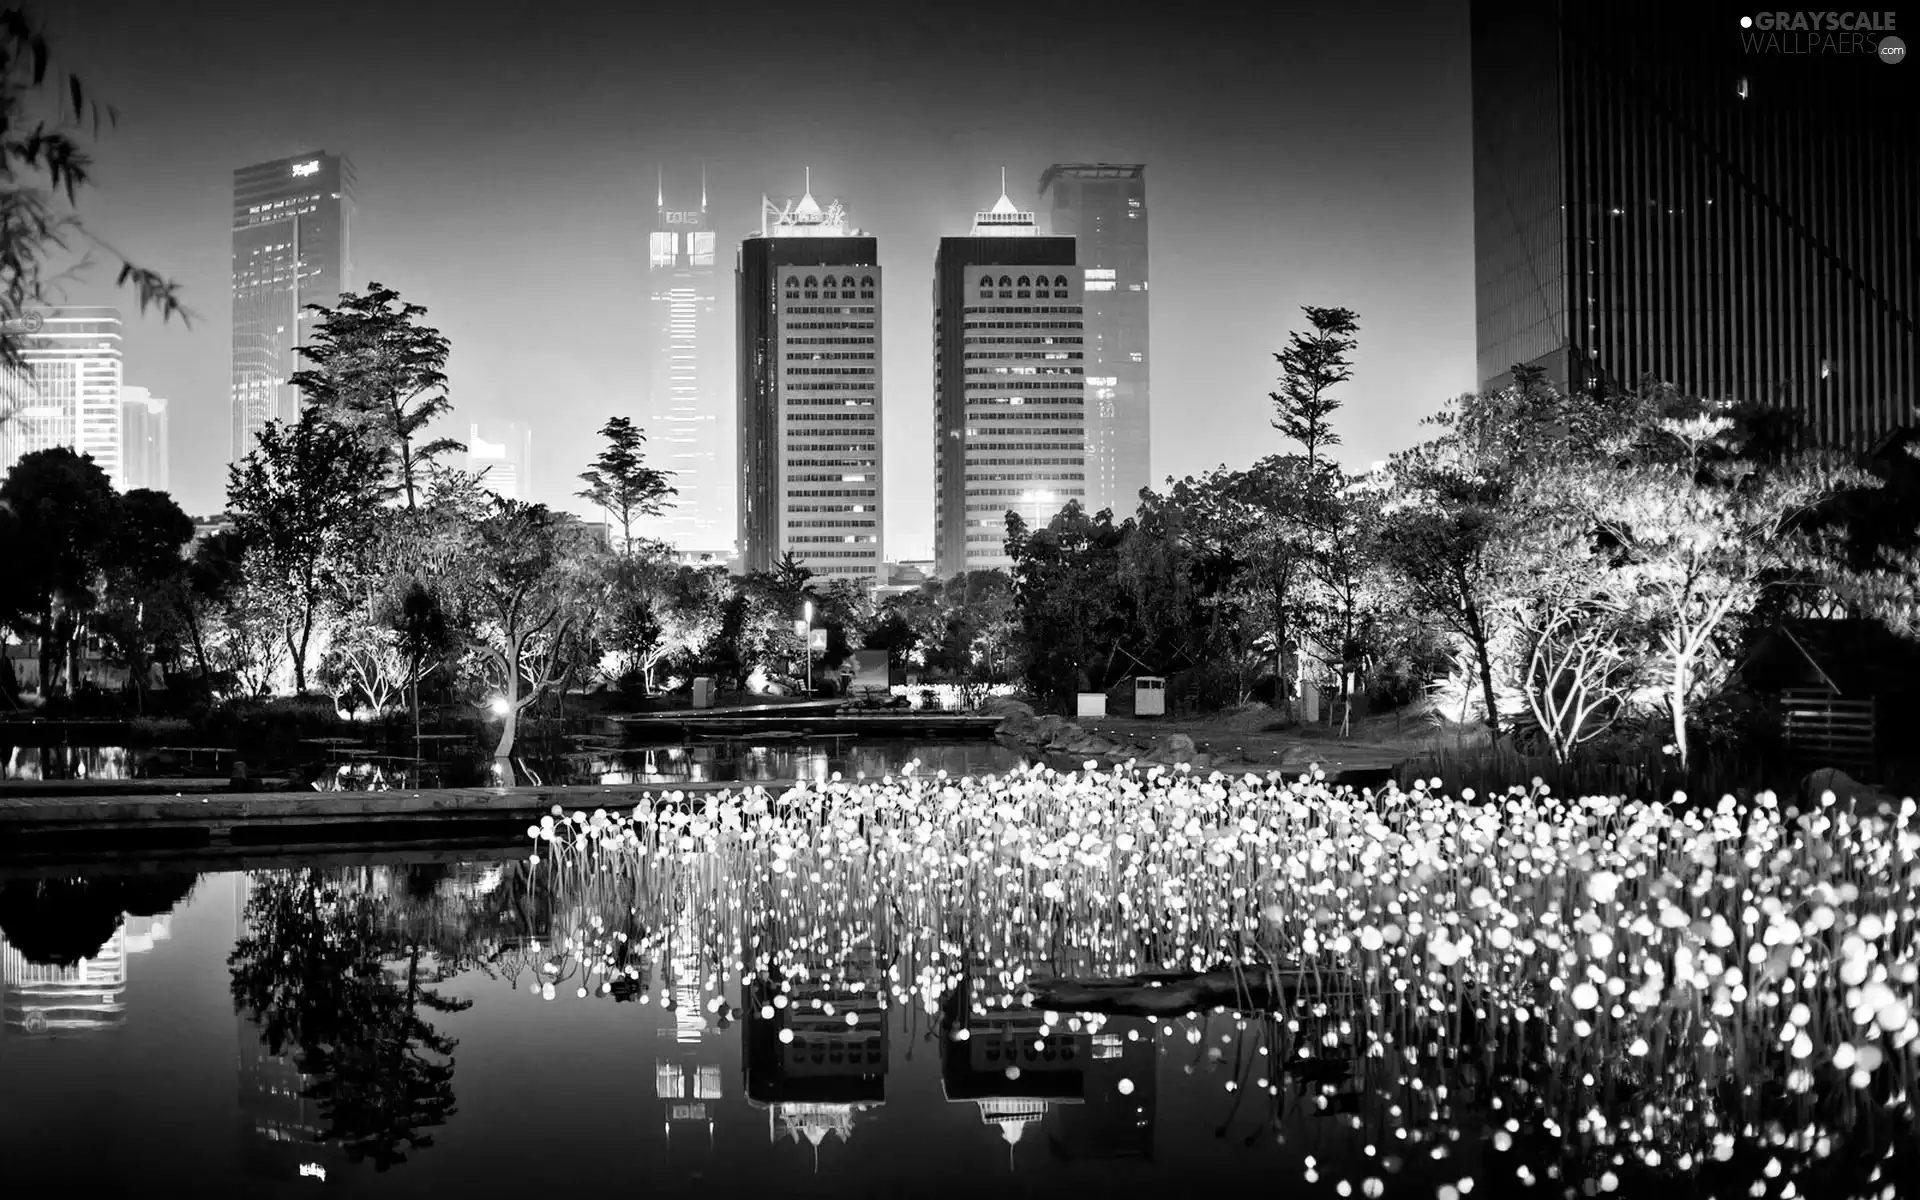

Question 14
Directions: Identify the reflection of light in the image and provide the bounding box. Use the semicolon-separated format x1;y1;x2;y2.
489;696;511;717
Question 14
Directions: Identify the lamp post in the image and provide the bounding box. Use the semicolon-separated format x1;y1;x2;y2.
802;600;814;697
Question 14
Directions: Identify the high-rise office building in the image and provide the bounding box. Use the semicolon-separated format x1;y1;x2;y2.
466;420;533;501
230;151;355;463
0;307;124;488
736;184;885;587
933;188;1084;577
120;385;169;493
642;172;729;554
1472;1;1917;445
1038;164;1148;517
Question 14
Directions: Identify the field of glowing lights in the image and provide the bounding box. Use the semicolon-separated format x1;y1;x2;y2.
521;760;1920;1200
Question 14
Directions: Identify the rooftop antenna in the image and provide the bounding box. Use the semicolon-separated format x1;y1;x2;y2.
701;163;708;208
657;166;663;209
1000;166;1007;200
804;165;812;197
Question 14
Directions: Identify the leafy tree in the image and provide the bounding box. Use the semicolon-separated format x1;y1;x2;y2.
576;417;675;553
0;446;117;693
1006;503;1133;712
0;7;188;371
229;871;467;1171
94;487;194;707
1270;305;1358;471
459;499;594;760
226;407;387;693
289;284;460;510
1575;412;1866;768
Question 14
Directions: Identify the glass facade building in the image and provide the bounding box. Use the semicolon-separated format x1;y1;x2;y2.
736;190;885;586
641;174;728;553
465;420;533;501
0;307;124;488
230;151;355;463
933;192;1084;577
120;385;169;493
1037;164;1148;517
1472;1;1917;445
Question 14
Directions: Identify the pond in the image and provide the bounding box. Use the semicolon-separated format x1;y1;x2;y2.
2;768;1916;1198
3;739;1028;790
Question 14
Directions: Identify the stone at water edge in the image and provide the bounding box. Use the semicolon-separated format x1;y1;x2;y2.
1047;721;1087;750
1164;732;1196;763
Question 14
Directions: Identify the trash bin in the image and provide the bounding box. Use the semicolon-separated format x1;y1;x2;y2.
692;676;715;710
1134;675;1166;717
1076;692;1107;719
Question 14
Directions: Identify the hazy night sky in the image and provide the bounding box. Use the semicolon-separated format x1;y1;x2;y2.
49;0;1474;554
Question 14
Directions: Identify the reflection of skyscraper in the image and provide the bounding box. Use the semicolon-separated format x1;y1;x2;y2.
230;151;355;463
657;898;726;1158
642;173;728;553
1038;164;1149;520
120;385;170;493
466;420;533;501
938;969;1086;1158
933;186;1084;576
1;924;128;1036
233;875;342;1183
736;183;885;585
0;307;125;488
742;929;888;1161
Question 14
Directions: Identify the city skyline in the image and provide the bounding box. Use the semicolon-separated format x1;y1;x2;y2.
45;0;1475;546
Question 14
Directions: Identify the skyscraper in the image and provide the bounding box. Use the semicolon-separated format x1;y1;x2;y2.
736;184;885;587
642;171;729;553
120;385;170;493
466;420;533;501
933;187;1085;577
1038;164;1148;517
1472;1;1917;445
230;151;355;463
0;307;124;488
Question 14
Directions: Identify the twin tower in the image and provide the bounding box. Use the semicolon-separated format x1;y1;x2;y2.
655;167;1149;587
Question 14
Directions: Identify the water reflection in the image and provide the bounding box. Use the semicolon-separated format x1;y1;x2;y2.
311;739;1024;791
0;876;191;1036
3;744;147;782
1;771;1916;1195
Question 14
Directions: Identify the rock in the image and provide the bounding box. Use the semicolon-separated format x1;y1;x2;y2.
1082;734;1122;757
1189;753;1212;772
1031;714;1068;745
1164;732;1196;762
980;696;1036;721
1047;721;1085;750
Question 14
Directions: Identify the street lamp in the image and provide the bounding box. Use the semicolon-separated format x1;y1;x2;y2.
802;600;815;697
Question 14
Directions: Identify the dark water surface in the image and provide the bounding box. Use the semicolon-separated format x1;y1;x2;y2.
0;859;1349;1199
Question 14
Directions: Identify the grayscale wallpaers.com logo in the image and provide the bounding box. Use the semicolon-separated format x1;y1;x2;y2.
1738;12;1905;60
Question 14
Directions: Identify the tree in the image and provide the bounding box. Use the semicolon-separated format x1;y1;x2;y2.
576;417;675;552
1006;503;1133;712
227;407;387;693
0;7;187;371
1270;305;1359;471
289;284;460;510
1576;413;1865;768
229;871;467;1171
94;487;194;707
0;446;118;693
460;499;593;761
